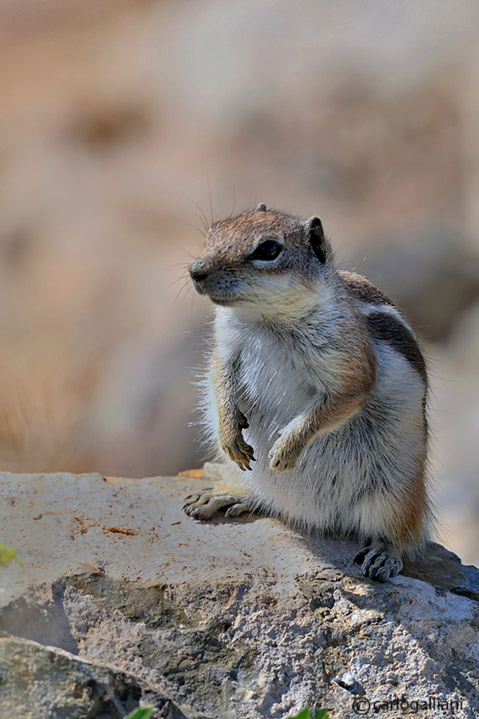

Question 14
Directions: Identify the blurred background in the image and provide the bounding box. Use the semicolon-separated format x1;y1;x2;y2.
0;0;477;563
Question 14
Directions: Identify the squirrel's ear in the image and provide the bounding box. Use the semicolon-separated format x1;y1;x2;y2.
304;216;328;263
255;202;267;212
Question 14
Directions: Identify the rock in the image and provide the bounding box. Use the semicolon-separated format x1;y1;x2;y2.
1;470;479;718
0;634;181;719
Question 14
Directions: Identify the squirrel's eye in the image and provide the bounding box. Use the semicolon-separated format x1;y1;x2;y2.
250;239;282;261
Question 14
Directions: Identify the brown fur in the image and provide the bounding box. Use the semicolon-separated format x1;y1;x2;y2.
211;349;254;471
306;391;370;436
204;210;302;267
388;457;428;549
336;302;377;397
340;271;427;385
341;270;395;307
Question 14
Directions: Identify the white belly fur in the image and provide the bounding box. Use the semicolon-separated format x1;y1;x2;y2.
204;330;426;541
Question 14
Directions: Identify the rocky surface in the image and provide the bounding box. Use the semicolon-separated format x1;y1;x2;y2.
1;469;479;718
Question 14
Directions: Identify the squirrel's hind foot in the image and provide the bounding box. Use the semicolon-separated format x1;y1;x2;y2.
183;489;255;520
354;545;403;582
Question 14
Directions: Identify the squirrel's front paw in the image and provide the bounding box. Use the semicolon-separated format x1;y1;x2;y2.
268;433;305;472
222;433;255;471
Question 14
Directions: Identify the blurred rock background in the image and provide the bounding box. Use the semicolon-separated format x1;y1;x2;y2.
0;0;477;562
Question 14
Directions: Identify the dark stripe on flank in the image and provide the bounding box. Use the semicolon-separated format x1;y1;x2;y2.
366;312;427;384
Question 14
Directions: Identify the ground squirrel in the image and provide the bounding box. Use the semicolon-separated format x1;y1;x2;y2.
183;204;431;581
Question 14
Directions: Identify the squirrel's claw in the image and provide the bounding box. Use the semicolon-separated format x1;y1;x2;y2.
268;434;304;473
354;546;403;582
222;433;255;471
183;490;254;521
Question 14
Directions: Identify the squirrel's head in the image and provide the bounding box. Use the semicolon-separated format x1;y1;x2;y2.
188;205;334;320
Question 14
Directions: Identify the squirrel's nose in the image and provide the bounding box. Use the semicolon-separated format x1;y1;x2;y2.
188;258;209;282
